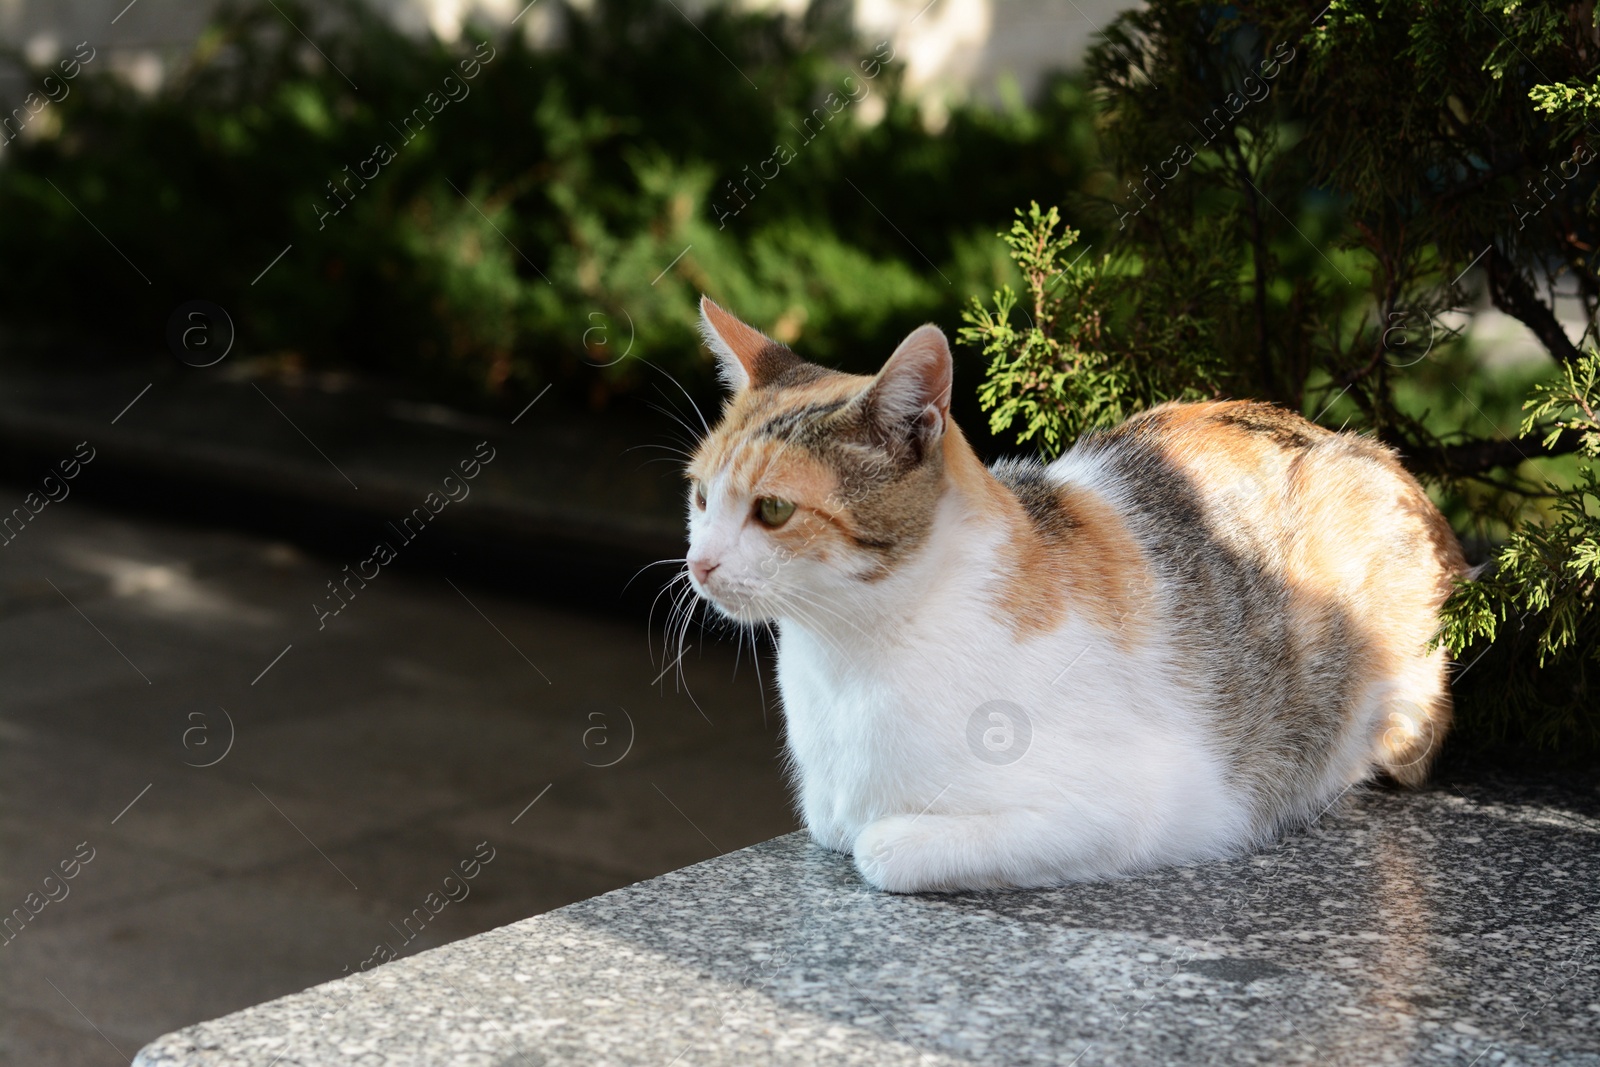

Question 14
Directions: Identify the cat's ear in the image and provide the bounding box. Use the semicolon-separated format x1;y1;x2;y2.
699;296;799;392
861;324;953;455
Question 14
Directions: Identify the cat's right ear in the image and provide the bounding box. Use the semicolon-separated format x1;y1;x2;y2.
699;296;796;392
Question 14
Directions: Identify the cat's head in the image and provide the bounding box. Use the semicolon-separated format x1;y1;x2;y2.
684;297;954;624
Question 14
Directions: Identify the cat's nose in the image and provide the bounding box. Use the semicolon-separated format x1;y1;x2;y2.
689;557;719;585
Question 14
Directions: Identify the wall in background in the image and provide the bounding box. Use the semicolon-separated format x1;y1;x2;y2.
0;0;1132;121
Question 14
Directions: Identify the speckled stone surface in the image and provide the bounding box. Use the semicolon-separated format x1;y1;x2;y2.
134;777;1600;1067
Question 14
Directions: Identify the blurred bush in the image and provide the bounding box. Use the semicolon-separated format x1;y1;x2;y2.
0;0;1096;409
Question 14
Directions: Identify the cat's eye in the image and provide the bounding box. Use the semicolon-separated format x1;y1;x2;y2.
756;497;796;528
693;482;707;510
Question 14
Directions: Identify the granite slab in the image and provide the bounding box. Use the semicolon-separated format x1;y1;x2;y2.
133;777;1600;1067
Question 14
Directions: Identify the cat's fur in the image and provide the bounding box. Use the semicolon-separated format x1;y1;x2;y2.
684;297;1467;892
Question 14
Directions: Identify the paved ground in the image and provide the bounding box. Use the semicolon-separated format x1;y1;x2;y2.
0;490;798;1066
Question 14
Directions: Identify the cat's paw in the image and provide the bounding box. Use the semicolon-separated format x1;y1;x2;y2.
852;815;942;893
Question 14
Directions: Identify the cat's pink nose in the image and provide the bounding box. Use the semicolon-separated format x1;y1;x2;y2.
689;557;719;585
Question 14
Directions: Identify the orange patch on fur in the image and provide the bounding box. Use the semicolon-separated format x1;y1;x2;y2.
942;425;1002;508
937;427;1152;643
1000;484;1151;645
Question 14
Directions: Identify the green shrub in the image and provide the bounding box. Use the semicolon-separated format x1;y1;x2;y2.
970;0;1600;760
0;0;1096;408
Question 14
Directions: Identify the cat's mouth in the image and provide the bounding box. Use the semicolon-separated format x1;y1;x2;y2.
689;577;774;624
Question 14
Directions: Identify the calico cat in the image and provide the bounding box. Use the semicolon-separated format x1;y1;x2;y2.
683;297;1467;892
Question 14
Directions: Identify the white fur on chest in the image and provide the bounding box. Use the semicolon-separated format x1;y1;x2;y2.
772;507;1253;886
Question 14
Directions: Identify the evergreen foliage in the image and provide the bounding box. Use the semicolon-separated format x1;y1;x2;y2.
960;202;1232;455
971;1;1600;759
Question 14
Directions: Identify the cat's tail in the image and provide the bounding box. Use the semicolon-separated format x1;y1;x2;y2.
1374;653;1453;788
1375;535;1474;788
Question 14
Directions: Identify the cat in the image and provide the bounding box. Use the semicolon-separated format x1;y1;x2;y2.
683;296;1467;893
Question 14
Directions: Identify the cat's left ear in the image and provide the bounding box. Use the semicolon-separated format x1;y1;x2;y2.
862;324;953;455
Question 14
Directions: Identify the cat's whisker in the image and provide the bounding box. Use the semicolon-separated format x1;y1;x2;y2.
778;598;856;666
671;603;720;724
645;570;693;665
659;586;698;689
669;596;718;725
730;608;766;685
747;623;772;726
730;609;746;679
785;584;868;633
662;580;702;682
638;357;712;436
671;585;700;689
644;399;705;450
625;557;688;595
781;586;876;647
624;441;695;459
646;581;675;666
651;640;691;687
681;681;714;725
634;455;700;469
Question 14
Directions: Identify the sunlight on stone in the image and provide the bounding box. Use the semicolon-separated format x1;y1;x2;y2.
1446;793;1600;836
54;546;279;627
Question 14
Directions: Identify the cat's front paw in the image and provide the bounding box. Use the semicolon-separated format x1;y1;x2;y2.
852;815;942;893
